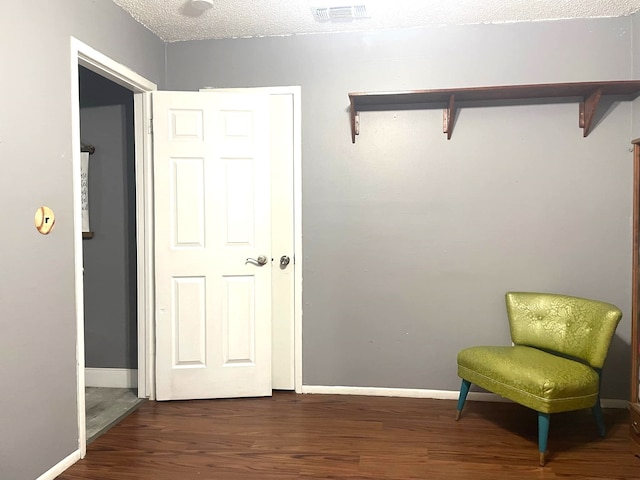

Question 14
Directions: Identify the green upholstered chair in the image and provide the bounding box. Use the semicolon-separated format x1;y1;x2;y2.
455;292;622;466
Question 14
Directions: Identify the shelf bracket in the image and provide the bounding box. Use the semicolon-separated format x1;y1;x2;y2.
579;88;602;137
350;97;359;143
443;94;456;140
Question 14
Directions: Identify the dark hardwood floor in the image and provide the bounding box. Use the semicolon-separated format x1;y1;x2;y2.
58;392;638;479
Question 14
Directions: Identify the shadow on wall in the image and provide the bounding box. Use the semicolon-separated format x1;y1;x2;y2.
605;334;631;400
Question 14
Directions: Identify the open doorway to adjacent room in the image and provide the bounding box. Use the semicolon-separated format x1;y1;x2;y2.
78;65;143;443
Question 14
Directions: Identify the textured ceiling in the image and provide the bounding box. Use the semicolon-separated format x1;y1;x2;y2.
112;0;640;43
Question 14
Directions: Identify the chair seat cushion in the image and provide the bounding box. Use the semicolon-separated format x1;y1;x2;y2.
457;345;600;413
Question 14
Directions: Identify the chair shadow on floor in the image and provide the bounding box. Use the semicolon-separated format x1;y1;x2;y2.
455;398;628;464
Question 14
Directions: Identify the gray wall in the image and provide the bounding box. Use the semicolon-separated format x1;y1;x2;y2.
0;2;163;479
80;67;137;369
167;17;635;399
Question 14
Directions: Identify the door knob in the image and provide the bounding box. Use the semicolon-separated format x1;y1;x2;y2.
246;255;268;266
280;255;290;267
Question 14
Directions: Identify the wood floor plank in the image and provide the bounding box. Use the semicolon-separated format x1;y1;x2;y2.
57;392;639;480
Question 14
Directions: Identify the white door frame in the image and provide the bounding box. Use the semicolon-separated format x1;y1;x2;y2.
70;40;304;456
276;86;303;393
70;37;157;457
290;86;303;393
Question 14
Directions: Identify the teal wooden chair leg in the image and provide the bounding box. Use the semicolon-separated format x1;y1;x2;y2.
592;369;606;437
538;412;550;466
592;398;605;437
455;379;471;421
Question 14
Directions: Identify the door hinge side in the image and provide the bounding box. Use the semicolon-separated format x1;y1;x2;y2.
148;118;153;135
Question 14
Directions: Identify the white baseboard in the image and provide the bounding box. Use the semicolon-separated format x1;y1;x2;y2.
85;368;138;388
301;385;506;402
601;399;629;408
301;385;628;408
36;450;80;480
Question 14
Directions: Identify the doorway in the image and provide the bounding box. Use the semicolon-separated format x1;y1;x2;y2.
78;65;143;442
71;38;303;457
71;37;157;457
153;90;298;400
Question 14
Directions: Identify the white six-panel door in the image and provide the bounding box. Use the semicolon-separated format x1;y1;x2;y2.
153;91;272;400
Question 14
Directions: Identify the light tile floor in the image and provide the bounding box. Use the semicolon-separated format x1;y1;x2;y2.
86;387;144;443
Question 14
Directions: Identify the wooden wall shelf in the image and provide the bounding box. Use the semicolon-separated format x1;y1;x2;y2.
348;81;640;143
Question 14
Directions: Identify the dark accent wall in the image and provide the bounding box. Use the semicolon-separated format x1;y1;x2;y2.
166;17;634;400
79;66;137;369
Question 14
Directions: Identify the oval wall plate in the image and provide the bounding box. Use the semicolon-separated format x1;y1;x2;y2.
35;206;55;235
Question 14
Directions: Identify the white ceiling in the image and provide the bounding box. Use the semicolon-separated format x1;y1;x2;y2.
112;0;640;43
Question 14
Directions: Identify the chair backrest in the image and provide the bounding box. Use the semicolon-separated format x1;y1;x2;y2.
505;292;622;369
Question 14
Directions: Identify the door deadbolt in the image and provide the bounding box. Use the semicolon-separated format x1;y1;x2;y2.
280;255;291;267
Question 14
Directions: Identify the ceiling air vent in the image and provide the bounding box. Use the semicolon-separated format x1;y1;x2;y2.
311;5;369;23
